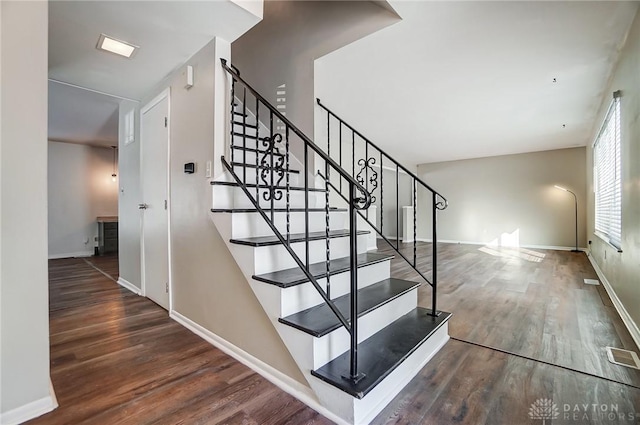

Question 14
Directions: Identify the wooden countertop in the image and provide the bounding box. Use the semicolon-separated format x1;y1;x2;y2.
97;216;118;223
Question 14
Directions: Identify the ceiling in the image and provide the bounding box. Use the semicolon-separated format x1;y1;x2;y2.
48;81;120;147
315;1;639;166
48;0;262;145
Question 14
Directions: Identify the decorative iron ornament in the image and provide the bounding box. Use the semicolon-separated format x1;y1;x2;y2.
259;133;285;201
356;157;378;203
435;193;448;210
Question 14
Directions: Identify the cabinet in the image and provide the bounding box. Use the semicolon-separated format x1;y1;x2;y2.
97;216;118;255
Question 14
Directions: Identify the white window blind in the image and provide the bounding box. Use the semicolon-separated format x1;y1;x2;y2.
593;93;622;250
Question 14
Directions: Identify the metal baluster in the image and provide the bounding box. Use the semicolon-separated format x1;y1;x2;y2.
286;127;290;244
365;142;369;221
352;132;355;178
255;98;260;207
326;116;331;299
242;88;247;184
396;164;399;250
432;192;438;316
380;151;383;236
348;183;361;382
413;179;417;268
270;111;274;223
230;77;235;164
304;143;310;269
339;121;343;194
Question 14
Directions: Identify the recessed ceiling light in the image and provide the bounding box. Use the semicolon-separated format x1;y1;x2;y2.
96;34;138;58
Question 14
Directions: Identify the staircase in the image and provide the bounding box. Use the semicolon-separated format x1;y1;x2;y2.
209;59;450;425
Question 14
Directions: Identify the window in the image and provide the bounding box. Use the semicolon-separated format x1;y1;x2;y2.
593;92;622;250
124;109;135;145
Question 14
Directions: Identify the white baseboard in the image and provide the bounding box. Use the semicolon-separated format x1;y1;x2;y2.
413;238;586;252
48;251;93;259
0;390;57;425
587;253;640;351
169;310;349;425
117;277;142;296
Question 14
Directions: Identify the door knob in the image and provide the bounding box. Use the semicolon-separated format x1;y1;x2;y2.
138;203;149;210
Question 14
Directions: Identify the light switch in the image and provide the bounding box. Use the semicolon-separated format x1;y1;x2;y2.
205;160;212;178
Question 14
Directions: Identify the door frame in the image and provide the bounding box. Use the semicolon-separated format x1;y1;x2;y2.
140;87;172;312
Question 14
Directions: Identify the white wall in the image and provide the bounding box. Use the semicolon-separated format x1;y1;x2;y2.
417;148;587;249
586;10;640;343
48;141;118;258
232;0;399;145
0;1;55;422
118;100;141;288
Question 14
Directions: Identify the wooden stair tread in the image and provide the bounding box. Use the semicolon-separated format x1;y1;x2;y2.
278;278;419;337
253;252;393;288
229;229;369;247
311;308;451;399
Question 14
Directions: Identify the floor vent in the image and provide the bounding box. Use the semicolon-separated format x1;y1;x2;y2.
606;347;640;369
584;278;600;285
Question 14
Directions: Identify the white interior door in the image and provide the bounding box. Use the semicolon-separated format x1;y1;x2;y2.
141;91;170;310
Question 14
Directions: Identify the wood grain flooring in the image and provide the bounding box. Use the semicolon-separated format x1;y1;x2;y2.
375;240;640;388
29;250;640;425
29;257;331;425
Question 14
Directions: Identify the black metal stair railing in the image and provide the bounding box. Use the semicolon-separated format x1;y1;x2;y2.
316;99;448;317
221;59;372;383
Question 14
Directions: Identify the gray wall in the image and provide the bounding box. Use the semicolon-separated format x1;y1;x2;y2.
48;141;118;258
1;0;53;418
417;148;587;249
118;38;307;384
586;11;640;333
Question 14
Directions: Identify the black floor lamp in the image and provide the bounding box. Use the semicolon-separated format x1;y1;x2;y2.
554;185;580;252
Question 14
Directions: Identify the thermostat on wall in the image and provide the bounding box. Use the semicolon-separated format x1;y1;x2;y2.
184;162;195;174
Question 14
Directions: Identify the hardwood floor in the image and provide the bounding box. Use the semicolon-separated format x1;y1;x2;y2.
30;257;331;425
375;240;640;388
30;249;640;425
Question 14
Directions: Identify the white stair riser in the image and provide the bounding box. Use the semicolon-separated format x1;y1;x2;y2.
310;323;449;425
274;289;417;372
233;122;258;133
229;149;289;166
279;260;391;316
311;289;417;369
250;260;391;318
219;211;348;239
213;184;326;210
231;165;301;186
240;234;370;275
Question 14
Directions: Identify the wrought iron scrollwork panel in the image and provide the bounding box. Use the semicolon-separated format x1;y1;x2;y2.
259;133;285;201
356;157;378;204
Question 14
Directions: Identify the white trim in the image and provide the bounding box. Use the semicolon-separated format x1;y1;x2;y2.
587;253;640;351
48;251;93;259
412;238;587;251
117;277;142;295
141;88;169;114
0;393;57;425
169;310;349;425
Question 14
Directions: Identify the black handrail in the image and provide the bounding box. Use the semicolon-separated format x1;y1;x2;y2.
316;98;448;206
222;60;372;210
316;99;448;317
221;59;368;382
